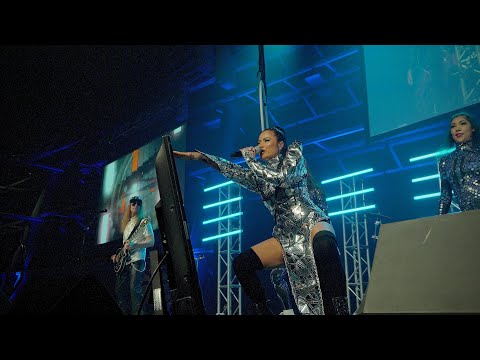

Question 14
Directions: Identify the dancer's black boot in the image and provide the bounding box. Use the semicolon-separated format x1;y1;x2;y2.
233;248;273;315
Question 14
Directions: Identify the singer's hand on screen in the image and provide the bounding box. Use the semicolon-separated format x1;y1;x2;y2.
173;151;203;160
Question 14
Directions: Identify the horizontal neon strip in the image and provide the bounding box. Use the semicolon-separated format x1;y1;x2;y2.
409;148;454;162
326;188;374;201
413;192;440;200
173;126;182;134
321;168;373;184
203;196;242;209
329;204;376;216
204;181;234;192
411;174;440;183
202;212;243;225
202;229;243;242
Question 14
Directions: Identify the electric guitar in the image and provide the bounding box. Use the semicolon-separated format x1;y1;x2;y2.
114;217;150;273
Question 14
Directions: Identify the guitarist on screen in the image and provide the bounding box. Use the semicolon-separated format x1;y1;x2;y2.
110;195;155;315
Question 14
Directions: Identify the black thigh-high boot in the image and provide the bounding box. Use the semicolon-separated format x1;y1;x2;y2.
233;248;272;315
313;230;349;315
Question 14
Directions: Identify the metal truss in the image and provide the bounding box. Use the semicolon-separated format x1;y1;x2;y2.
337;177;373;315
213;183;242;315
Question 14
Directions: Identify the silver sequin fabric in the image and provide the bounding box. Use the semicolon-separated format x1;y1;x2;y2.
438;140;480;214
198;141;329;315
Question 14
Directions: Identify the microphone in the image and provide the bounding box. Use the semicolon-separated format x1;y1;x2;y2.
230;145;261;158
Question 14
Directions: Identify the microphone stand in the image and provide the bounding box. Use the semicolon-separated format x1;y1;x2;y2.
365;212;393;241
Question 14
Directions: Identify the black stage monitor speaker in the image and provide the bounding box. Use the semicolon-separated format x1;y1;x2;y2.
360;209;480;314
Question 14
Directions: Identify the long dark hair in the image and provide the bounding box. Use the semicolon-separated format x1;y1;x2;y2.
448;112;479;146
305;162;327;211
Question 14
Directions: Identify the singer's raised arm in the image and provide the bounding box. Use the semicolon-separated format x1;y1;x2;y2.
173;150;264;194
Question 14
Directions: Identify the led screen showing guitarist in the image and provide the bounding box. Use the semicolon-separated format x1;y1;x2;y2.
110;196;155;315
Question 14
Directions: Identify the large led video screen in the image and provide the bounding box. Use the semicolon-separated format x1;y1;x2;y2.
364;45;480;138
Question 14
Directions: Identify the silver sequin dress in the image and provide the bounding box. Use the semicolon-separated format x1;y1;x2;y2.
199;140;329;314
438;139;480;214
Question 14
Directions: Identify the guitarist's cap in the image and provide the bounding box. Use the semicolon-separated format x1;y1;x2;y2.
129;196;142;206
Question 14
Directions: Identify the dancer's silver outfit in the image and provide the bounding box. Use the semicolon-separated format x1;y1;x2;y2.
438;139;480;214
199;141;328;315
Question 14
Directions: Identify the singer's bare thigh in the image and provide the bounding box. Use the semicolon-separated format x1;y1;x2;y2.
251;237;285;269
